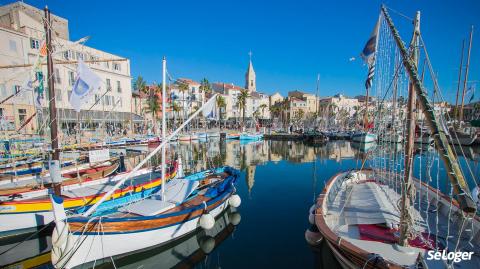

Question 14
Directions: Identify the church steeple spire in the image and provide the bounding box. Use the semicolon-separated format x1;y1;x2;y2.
245;51;256;92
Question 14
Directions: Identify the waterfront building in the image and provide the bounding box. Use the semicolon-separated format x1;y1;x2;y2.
269;92;284;106
0;1;134;137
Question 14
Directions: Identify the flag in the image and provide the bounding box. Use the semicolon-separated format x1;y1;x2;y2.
69;60;101;112
361;15;381;90
39;41;47;57
202;95;216;119
468;85;475;102
33;72;44;109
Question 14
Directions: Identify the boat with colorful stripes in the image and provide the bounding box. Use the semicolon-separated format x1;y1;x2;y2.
50;166;240;269
0;162;177;237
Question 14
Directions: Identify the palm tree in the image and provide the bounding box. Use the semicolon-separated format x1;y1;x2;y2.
145;84;161;134
236;89;250;127
216;95;226;129
199;78;212;101
133;76;147;92
177;81;189;123
259;103;268;119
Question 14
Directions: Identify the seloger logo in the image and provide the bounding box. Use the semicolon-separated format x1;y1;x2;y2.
427;250;475;263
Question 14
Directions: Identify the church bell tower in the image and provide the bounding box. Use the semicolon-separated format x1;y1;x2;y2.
245;51;256;92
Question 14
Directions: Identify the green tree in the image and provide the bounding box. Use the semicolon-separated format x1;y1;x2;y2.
133;76;147;93
216;95;226;129
176;81;189;123
145;84;161;134
236;89;250;127
259;103;268;119
199;78;212;101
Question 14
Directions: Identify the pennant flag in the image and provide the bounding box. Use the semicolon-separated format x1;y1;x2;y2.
468;85;475;102
69;60;102;112
39;41;47;57
33;72;44;109
201;96;216;119
361;15;381;90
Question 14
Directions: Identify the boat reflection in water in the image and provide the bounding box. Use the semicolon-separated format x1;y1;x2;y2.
0;227;53;269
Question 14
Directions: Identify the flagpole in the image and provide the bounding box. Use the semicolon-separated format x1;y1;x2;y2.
44;6;62;196
459;25;474;123
83;93;218;216
161;57;167;201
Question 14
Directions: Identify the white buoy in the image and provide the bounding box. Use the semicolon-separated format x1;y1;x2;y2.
305;227;323;246
199;213;215;230
229;212;241;226
308;204;316;225
199;235;215;254
229;194;241;208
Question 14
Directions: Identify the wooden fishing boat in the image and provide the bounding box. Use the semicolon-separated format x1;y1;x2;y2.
0;162;177;237
178;133;199;142
314;170;480;269
0;158;43;175
50;166;240;269
67;201;240;269
239;132;263;141
351;132;377;143
0;162;120;198
226;133;240;140
450;129;477;146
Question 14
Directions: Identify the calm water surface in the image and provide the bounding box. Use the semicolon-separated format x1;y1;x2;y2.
1;139;479;269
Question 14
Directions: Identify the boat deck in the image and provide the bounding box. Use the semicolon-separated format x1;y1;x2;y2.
323;171;480;268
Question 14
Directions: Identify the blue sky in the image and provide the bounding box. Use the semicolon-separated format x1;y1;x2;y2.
7;0;480;102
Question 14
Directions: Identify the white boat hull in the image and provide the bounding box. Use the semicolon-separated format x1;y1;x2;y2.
59;201;230;269
351;133;377;143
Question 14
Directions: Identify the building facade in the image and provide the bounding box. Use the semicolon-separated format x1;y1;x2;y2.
0;2;133;138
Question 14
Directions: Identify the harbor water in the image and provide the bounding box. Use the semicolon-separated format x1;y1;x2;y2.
1;139;479;269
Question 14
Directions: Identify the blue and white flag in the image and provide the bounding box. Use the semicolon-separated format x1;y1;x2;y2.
361;15;381;90
69;60;101;112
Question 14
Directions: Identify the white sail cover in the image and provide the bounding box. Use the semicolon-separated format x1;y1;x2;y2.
341;182;400;226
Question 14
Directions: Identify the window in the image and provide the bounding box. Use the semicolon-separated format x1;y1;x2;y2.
64;50;74;60
250;80;253;87
0;84;6;96
117;97;122;107
30;38;39;49
116;81;121;92
95;94;100;103
54;68;61;84
9;40;17;52
13;85;21;94
113;63;121;71
68;71;75;86
56;90;62;101
76;52;85;61
18;109;27;124
106;79;111;91
105;61;110;68
67;90;72;100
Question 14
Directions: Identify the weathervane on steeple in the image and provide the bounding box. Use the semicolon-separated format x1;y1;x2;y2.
248;51;252;61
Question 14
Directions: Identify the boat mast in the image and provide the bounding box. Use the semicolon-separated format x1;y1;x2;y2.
454;40;465;123
315;74;319;129
161;57;167;201
399;10;420;246
381;5;477;213
44;6;61;196
363;86;369;131
459;26;474;124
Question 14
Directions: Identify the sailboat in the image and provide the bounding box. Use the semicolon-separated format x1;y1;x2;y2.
0;10;179;237
312;6;479;269
48;58;241;269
